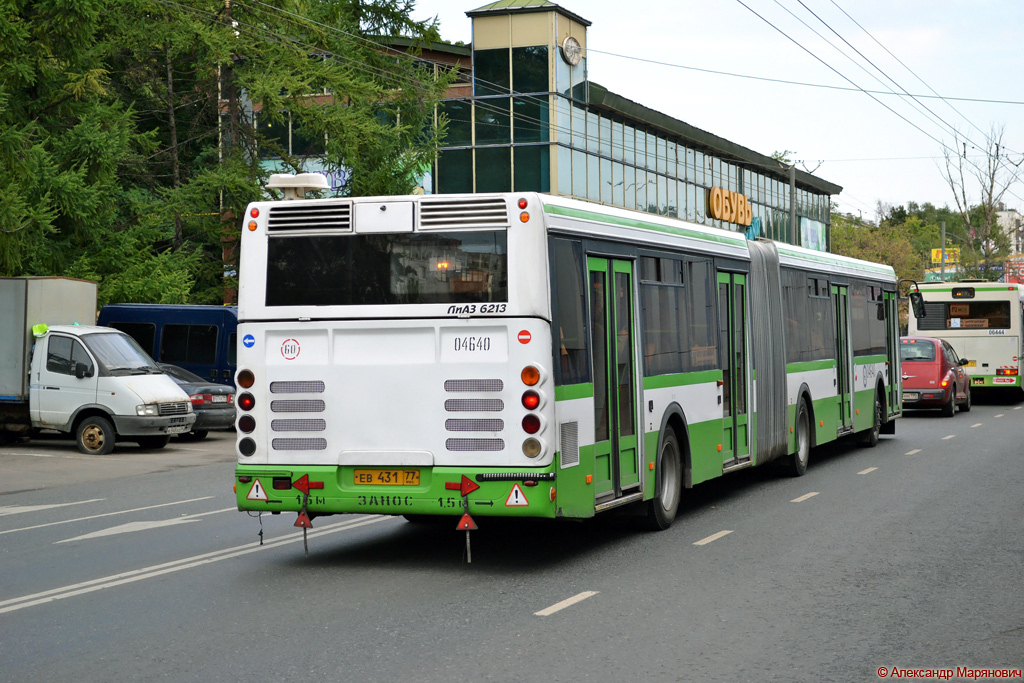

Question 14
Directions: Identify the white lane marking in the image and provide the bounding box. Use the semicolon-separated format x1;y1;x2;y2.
0;499;105;517
906;449;922;455
995;414;1005;418
791;492;819;503
693;530;733;545
0;515;391;614
56;507;235;543
1016;406;1022;410
858;467;878;475
942;435;956;440
971;423;983;428
535;591;599;616
0;497;215;536
58;519;200;542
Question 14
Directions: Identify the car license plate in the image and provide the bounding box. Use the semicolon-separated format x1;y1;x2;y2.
211;395;228;404
902;392;919;401
966;360;977;367
167;425;190;434
354;469;420;486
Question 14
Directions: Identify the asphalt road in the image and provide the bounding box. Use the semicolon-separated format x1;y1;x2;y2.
1;399;1022;682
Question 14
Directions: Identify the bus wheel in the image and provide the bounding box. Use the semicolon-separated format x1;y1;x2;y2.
76;416;115;455
861;396;882;446
645;429;682;530
959;387;972;413
785;400;811;476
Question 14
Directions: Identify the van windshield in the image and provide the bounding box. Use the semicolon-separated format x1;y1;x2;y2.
82;332;161;375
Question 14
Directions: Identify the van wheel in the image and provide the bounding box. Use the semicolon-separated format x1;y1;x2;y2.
785;399;811;476
644;429;682;530
77;416;116;455
136;435;170;449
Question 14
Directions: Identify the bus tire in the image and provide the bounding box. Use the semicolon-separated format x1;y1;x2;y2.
861;395;882;447
76;416;116;455
402;514;449;526
959;387;972;413
645;429;682;530
785;399;811;476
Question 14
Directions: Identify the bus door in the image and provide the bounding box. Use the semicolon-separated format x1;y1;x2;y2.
717;272;749;464
588;257;641;501
885;292;899;412
832;285;853;432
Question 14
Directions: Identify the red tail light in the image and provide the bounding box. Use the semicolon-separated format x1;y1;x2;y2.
190;393;211;406
522;414;541;434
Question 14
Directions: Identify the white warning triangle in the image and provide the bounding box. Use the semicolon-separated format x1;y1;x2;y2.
247;479;268;501
505;484;529;507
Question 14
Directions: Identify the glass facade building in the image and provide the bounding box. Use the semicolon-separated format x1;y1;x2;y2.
435;0;840;250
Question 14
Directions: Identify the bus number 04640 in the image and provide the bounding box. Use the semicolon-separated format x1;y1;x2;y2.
454;336;491;352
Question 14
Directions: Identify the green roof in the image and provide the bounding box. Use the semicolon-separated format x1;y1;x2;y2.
467;0;591;26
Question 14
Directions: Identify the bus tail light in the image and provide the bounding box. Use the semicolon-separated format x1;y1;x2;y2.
238;415;256;433
237;393;256;411
522;390;540;410
522;438;542;458
237;369;255;389
239;438;256;457
522;414;541;434
997;368;1018;376
521;365;540;386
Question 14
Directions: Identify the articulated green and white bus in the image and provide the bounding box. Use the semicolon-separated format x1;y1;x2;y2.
233;177;900;530
908;281;1024;393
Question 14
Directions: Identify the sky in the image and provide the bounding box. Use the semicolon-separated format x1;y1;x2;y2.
412;0;1024;221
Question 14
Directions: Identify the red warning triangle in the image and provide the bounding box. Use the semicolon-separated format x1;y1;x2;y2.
456;513;478;530
294;511;313;528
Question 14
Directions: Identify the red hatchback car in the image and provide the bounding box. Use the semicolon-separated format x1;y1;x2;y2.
900;336;972;416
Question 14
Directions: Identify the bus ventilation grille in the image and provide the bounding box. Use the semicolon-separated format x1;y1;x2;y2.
270;380;325;393
272;438;327;451
560;422;580;468
444;379;504;392
270;399;326;413
444;399;504;412
419;197;509;229
271;419;327;432
446;438;504;452
445;419;504;432
267;202;352;232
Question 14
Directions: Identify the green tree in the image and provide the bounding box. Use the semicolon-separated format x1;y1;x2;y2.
1;0;454;306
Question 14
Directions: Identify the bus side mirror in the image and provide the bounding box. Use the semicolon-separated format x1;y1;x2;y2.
75;362;89;379
908;292;926;319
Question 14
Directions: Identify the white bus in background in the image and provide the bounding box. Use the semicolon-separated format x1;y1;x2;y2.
909;281;1024;393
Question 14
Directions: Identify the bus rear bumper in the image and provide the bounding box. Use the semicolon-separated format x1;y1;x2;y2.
234;465;559;519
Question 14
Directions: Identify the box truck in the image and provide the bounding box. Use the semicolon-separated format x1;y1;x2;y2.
0;277;195;454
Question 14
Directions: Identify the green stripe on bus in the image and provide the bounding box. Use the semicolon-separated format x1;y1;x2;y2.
642;370;722;390
853;354;888;365
786;360;835;373
544;204;746;247
775;245;895;276
555;383;594;401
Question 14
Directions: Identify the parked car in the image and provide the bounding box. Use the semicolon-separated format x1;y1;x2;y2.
158;363;235;439
900;336;972;416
